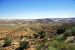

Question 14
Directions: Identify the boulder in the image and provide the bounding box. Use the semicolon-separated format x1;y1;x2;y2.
65;36;75;43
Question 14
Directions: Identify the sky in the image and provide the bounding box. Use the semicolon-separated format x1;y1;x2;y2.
0;0;75;19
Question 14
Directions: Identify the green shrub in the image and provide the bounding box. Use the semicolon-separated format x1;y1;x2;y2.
64;27;75;36
33;31;45;39
64;29;72;37
67;44;75;50
20;41;29;49
3;37;12;47
56;34;65;41
48;36;75;50
56;28;65;34
36;43;45;50
33;33;39;38
72;27;75;33
18;40;29;50
48;46;57;50
38;31;45;39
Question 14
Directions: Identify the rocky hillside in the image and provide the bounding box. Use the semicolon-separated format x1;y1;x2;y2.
0;18;75;50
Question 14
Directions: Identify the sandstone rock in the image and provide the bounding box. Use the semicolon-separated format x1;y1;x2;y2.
26;47;36;50
11;42;19;45
0;40;4;47
65;36;75;43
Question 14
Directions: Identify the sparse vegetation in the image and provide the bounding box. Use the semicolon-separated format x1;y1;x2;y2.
56;28;65;34
20;41;29;49
16;40;30;50
0;19;75;50
71;27;75;33
2;37;12;47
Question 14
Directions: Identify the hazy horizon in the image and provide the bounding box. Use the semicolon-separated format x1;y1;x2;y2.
0;0;75;19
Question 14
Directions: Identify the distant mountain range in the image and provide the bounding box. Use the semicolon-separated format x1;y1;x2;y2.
0;18;75;24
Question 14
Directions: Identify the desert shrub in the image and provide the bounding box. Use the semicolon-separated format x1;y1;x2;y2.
56;28;65;34
62;23;73;30
36;43;45;50
33;31;45;39
36;38;63;50
48;46;57;50
33;33;39;38
71;27;75;33
36;37;48;50
51;38;63;47
48;35;75;50
67;44;75;50
0;32;4;34
38;31;45;39
65;29;72;34
20;41;29;48
36;31;75;50
18;41;29;50
36;40;75;50
55;34;66;41
64;29;73;37
48;39;64;50
64;27;75;36
2;37;12;47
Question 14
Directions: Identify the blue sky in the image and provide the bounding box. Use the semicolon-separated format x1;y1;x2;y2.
0;0;75;19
